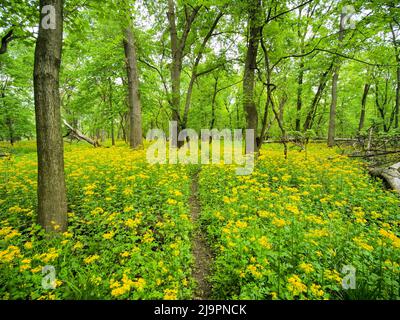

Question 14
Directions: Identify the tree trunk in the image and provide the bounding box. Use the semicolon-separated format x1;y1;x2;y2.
109;78;115;146
295;8;306;132
0;29;13;55
123;25;143;149
182;11;223;129
328;13;345;147
358;83;370;132
296;60;304;132
210;76;219;130
303;62;333;131
5;116;14;145
33;0;67;233
243;0;261;152
390;23;399;129
396;66;400;129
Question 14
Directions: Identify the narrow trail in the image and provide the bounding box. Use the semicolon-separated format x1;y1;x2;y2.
190;169;213;300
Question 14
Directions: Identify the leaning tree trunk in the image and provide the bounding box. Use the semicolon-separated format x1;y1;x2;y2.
33;0;67;233
123;25;143;149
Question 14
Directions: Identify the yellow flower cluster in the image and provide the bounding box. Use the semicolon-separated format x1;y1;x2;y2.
287;275;307;296
84;254;100;264
379;229;400;248
110;274;146;297
0;246;21;263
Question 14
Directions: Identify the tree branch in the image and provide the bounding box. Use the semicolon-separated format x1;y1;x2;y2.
0;29;14;54
267;0;314;23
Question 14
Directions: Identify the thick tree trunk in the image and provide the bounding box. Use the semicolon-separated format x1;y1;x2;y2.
33;0;67;233
358;83;370;132
167;0;183;146
166;0;200;146
123;26;143;149
243;0;261;152
328;13;345;147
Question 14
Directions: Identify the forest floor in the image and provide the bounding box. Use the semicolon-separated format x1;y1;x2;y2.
189;168;213;300
0;141;399;300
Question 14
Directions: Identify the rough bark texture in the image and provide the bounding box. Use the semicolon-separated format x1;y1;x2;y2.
390;23;399;129
167;0;200;146
243;0;261;152
33;0;68;233
358;83;370;132
328;13;345;147
123;25;143;149
167;0;182;127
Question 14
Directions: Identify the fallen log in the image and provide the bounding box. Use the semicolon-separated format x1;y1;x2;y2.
369;162;400;193
349;150;400;158
63;120;100;147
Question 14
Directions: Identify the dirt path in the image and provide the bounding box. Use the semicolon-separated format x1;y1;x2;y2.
190;169;213;300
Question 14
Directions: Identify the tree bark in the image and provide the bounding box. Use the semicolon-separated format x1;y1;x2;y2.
123;25;143;149
295;8;306;132
303;62;333;131
243;0;262;152
34;0;67;233
210;76;219;130
328;13;345;147
167;0;201;146
390;23;400;129
182;11;223;129
358;83;370;132
296;59;304;131
0;29;13;55
109;78;115;146
369;162;400;193
63;120;100;147
167;0;182;128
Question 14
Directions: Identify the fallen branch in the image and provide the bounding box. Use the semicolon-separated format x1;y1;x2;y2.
349;150;400;158
63;120;100;147
369;162;400;193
